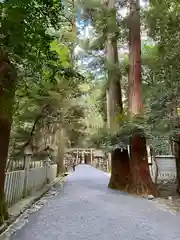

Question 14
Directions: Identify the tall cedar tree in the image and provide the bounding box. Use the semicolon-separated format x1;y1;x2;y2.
128;0;158;196
105;0;131;190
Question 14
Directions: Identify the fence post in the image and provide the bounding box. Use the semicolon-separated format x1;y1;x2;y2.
90;149;93;165
45;157;50;184
23;154;31;198
82;151;85;164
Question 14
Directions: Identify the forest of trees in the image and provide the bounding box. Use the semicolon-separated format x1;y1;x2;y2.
0;0;180;225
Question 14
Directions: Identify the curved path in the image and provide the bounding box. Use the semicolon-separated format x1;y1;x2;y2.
11;165;180;240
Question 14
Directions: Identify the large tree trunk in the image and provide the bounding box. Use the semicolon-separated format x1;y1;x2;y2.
106;0;131;190
128;0;157;196
108;149;131;190
0;51;16;224
105;0;123;129
128;135;158;196
0;118;11;225
128;0;142;116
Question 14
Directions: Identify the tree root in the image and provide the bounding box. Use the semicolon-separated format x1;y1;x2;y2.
124;180;159;197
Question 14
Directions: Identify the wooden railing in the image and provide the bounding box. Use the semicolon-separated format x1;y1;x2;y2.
4;164;57;207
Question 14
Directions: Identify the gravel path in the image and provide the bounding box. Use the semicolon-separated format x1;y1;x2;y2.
10;165;180;240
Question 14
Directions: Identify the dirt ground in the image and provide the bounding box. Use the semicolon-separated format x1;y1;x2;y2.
156;181;180;212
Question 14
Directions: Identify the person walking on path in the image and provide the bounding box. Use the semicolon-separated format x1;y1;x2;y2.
72;162;76;171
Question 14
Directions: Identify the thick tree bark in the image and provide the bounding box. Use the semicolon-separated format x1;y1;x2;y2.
128;0;143;116
106;4;122;128
0;119;11;225
128;0;158;196
128;135;158;196
108;149;131;190
0;51;16;224
106;0;131;190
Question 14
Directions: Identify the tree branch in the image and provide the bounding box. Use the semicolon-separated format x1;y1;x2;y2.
24;104;50;147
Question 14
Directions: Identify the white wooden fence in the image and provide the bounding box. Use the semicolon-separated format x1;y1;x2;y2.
150;155;176;182
4;164;57;207
92;152;177;183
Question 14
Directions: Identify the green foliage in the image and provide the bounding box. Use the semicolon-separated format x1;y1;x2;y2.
141;1;180;153
89;115;147;151
10;65;86;156
79;0;180;156
7;0;180;158
5;0;88;158
0;0;61;69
